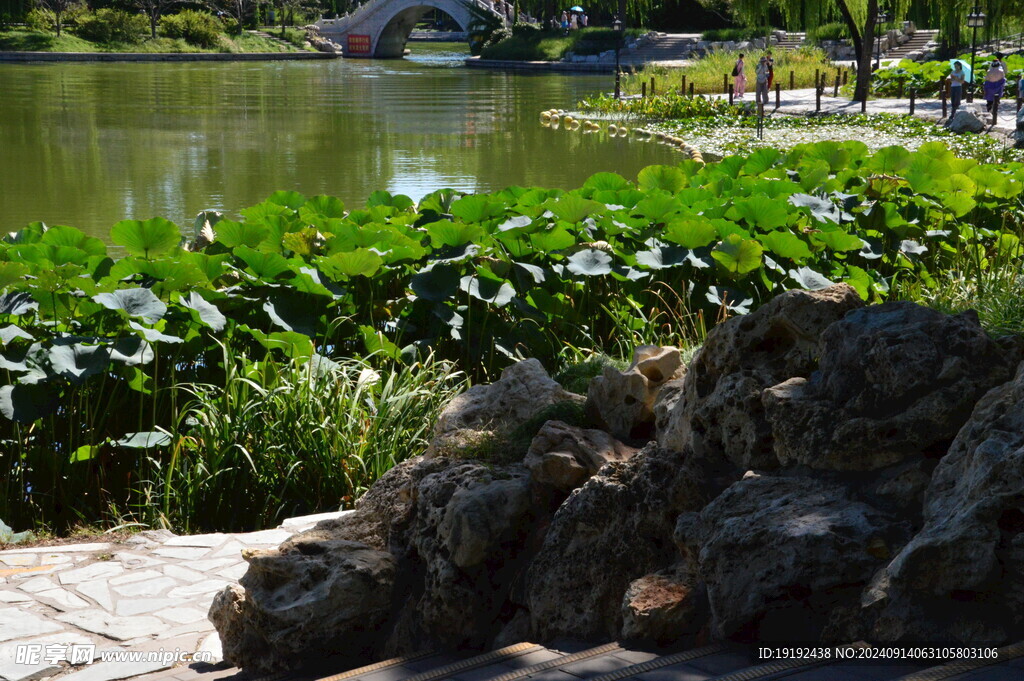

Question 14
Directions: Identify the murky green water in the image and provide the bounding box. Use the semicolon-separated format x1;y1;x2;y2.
0;44;679;238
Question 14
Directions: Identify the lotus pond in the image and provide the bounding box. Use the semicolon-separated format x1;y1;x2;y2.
3;139;1024;533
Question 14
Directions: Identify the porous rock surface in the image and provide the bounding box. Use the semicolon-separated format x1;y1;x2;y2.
524;420;638;491
763;304;1017;471
586;345;685;440
657;284;863;471
211;292;1024;672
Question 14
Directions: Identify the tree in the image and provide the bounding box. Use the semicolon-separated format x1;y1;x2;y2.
34;0;78;36
211;0;256;34
137;0;181;39
708;0;911;101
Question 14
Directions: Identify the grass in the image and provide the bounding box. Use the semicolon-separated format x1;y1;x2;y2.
481;26;646;62
0;28;309;53
620;47;843;96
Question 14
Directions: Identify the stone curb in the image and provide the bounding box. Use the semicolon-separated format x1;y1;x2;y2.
0;51;337;62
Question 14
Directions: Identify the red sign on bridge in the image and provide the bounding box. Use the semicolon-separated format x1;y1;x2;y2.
347;34;372;54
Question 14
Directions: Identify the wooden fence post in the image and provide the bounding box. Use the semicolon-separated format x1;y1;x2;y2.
689;82;694;97
789;70;794;89
898;77;905;99
814;68;819;91
775;82;781;108
909;89;916;115
861;97;867;113
681;74;686;95
723;73;729;96
650;77;656;95
834;74;840;97
641;82;646;98
816;78;822;111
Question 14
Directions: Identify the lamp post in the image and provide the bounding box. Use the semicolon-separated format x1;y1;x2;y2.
968;4;986;102
874;11;890;71
613;15;623;99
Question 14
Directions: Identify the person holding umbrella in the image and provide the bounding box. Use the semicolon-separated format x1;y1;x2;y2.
948;60;969;114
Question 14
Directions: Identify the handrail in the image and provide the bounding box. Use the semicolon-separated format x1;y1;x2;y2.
316;0;503;35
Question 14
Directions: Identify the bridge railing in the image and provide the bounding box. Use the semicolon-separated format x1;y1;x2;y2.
316;0;503;36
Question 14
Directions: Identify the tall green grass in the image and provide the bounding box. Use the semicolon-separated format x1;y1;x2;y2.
621;48;842;96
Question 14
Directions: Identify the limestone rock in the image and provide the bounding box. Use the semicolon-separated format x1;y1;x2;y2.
681;474;909;640
860;362;1024;642
658;284;863;471
946;107;986;133
764;304;1016;471
621;563;706;644
524;420;639;491
526;446;711;641
586;345;685;441
427;358;583;457
208;539;396;673
384;459;550;654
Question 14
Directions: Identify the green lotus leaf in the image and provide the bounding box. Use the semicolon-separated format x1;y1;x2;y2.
178;291;227;332
545;194;604;224
368;191;414;211
128;321;184;345
0;262;29;289
459;273;516;306
637;165;686;193
263;292;317;337
758;231;813;262
40;225;107;257
788;194;842;224
866;146;912;175
842;265;872;300
789;266;834;290
584;172;632;191
635;246;689;270
664;217;717;249
531;226;576;252
267;190;307;210
234;245;293;279
301;195;347;219
360;324;402;359
705;285;752;314
111;218;181;259
742;148;782;175
0;383;58;423
411;265;461;302
241;325;315;359
110;336;155;366
70;445;100;463
419;188;459;216
215;220;270;250
712;234;763;275
0;325;32;345
566;249;613;276
498;215;533;232
635;193;682;222
93;288;167;324
115;431;171;448
428;220;486;248
811;229;864;252
727;195;790;230
318;249;383;279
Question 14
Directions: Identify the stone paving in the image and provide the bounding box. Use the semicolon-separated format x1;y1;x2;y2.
0;511;351;681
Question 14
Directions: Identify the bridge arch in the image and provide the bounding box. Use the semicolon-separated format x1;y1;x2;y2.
318;0;497;59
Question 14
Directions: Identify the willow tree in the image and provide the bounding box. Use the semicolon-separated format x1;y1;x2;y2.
713;0;911;101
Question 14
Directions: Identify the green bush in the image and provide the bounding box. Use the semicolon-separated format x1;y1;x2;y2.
701;25;775;42
25;8;55;32
75;9;147;44
512;22;540;37
486;26;511;47
160;10;221;48
807;22;848;42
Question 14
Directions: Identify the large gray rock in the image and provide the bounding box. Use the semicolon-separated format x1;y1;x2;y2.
946;107;986;133
586;345;684;441
524;420;638;491
679;473;909;640
526;446;711;641
763;304;1016;471
426;358;583;457
384;459;549;654
858;362;1024;643
657;284;863;471
208;539;396;673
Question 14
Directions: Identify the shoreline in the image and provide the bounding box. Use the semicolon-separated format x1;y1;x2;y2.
0;50;337;62
465;56;642;73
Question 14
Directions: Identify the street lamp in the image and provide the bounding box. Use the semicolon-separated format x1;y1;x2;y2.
874;11;890;71
968;4;986;102
613;15;623;99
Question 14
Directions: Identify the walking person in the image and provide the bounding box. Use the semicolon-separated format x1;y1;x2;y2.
984;59;1006;117
569;12;577;30
765;49;775;89
733;53;747;100
755;55;770;108
948;61;966;114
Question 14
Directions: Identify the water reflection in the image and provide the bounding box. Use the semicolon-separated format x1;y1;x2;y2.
0;47;680;238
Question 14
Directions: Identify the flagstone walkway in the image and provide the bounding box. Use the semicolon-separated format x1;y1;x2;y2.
0;511;352;681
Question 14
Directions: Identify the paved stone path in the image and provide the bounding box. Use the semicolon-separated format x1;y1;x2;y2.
0;511;351;681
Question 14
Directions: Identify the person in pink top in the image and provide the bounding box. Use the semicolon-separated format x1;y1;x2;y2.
733;53;747;99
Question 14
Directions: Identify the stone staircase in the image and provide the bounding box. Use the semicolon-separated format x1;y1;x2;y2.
883;29;939;61
165;639;1024;681
250;29;303;50
775;32;806;51
622;33;698;65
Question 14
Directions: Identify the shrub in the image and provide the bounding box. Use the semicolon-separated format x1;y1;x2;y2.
160;10;221;48
75;9;147;44
486;26;511;47
702;25;775;42
25;8;55;32
512;22;540;37
807;22;849;43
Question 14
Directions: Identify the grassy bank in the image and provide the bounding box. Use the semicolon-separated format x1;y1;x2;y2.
619;48;842;95
481;26;646;62
0;28;309;53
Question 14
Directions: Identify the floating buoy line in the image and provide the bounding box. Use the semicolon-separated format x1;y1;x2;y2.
539;109;704;164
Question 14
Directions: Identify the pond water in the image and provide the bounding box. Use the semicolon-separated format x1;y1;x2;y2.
0;44;679;239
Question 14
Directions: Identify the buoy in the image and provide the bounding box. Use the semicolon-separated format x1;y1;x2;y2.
608;124;618;134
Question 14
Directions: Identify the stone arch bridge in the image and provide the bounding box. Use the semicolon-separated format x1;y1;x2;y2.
316;0;501;58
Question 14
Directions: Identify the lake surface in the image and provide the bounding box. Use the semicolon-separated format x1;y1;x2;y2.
0;44;679;239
